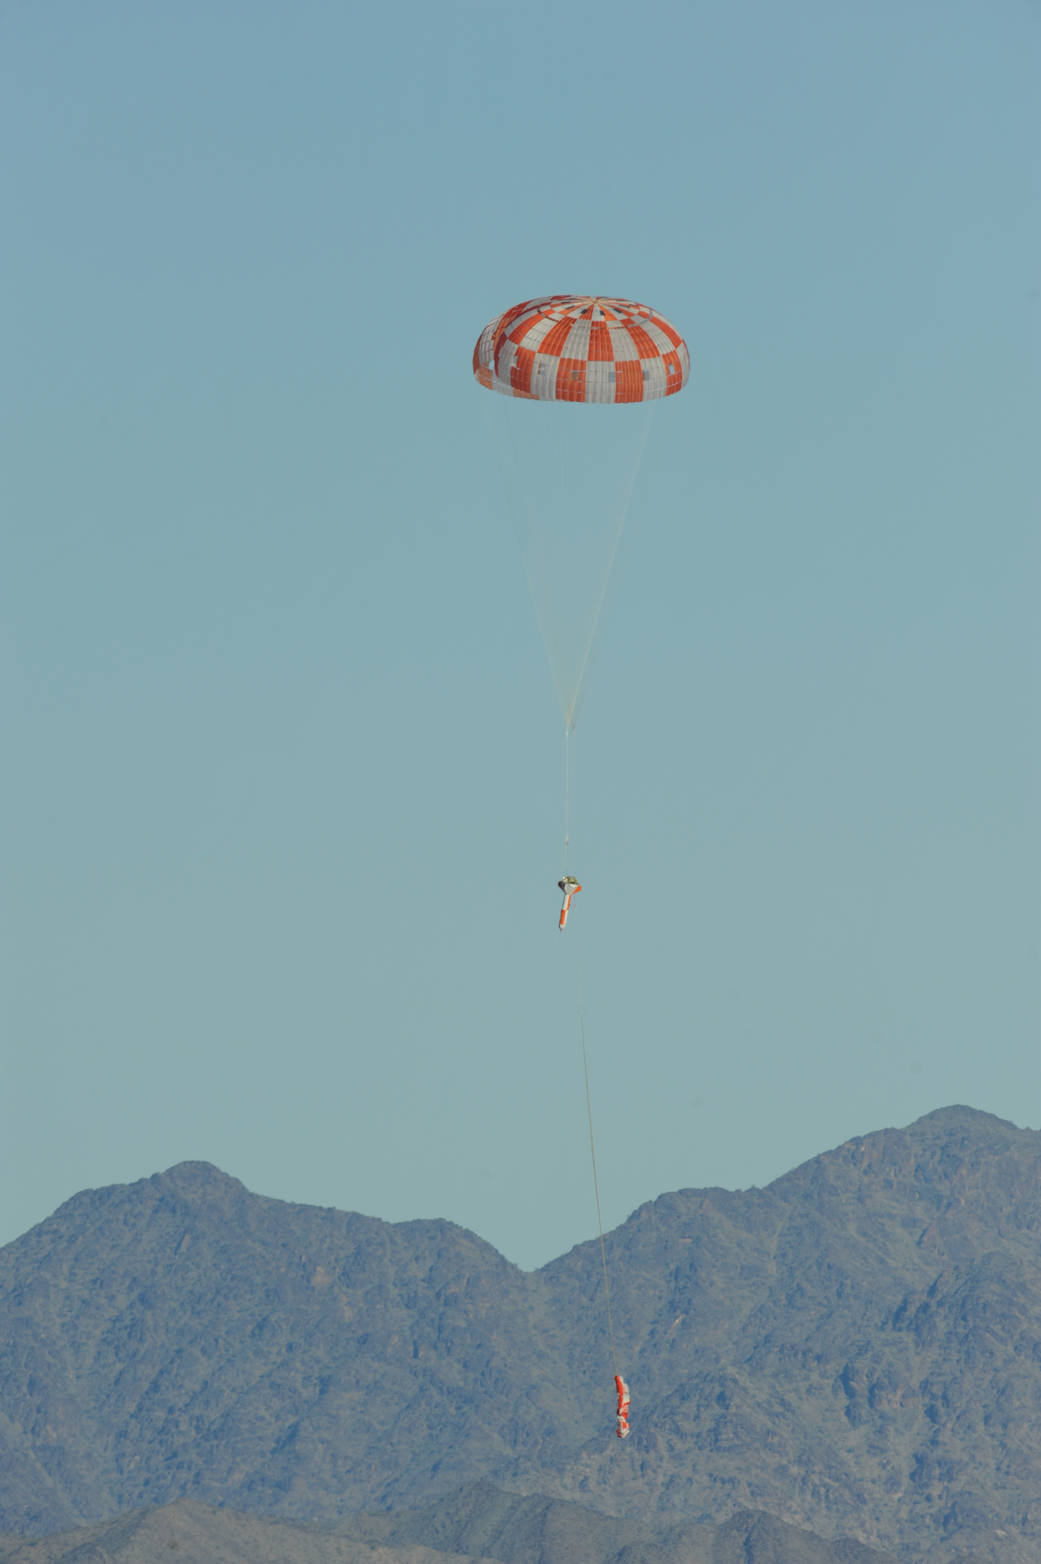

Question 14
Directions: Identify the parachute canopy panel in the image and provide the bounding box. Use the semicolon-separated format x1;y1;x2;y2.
473;295;691;404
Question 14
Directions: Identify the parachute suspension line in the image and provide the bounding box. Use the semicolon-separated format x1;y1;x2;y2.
564;402;653;731
520;520;576;731
481;395;572;728
489;395;655;734
577;967;619;1379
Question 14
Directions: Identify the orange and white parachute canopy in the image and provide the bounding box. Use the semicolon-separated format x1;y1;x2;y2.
473;295;690;405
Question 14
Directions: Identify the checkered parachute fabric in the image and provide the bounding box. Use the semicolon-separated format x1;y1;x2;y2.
473;295;690;404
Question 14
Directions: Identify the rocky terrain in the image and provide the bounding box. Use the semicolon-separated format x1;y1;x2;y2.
0;1107;1037;1563
0;1487;901;1564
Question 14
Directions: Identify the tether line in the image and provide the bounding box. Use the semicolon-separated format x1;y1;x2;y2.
578;976;618;1377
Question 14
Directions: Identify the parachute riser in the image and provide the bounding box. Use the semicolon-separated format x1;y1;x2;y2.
564;721;571;874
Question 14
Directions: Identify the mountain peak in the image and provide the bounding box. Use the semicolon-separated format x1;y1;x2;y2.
907;1103;1023;1133
148;1160;248;1196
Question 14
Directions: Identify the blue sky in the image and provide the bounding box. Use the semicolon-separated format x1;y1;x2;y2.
3;1;1038;1269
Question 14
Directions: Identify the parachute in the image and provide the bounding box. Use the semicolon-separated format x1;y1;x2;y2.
474;294;691;1442
473;294;691;404
474;295;691;736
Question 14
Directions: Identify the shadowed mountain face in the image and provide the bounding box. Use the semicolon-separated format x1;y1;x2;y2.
0;1488;902;1564
0;1107;1037;1564
345;1480;901;1564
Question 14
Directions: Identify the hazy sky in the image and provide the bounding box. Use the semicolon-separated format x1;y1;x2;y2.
4;1;1038;1269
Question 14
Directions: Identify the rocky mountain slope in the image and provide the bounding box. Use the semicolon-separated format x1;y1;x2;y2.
0;1497;481;1564
347;1480;901;1564
0;1107;1037;1563
0;1487;901;1564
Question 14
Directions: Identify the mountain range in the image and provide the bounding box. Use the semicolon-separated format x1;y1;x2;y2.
0;1106;1037;1563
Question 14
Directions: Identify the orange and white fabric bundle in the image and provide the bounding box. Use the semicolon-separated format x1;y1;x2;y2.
614;1374;631;1439
557;876;582;931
